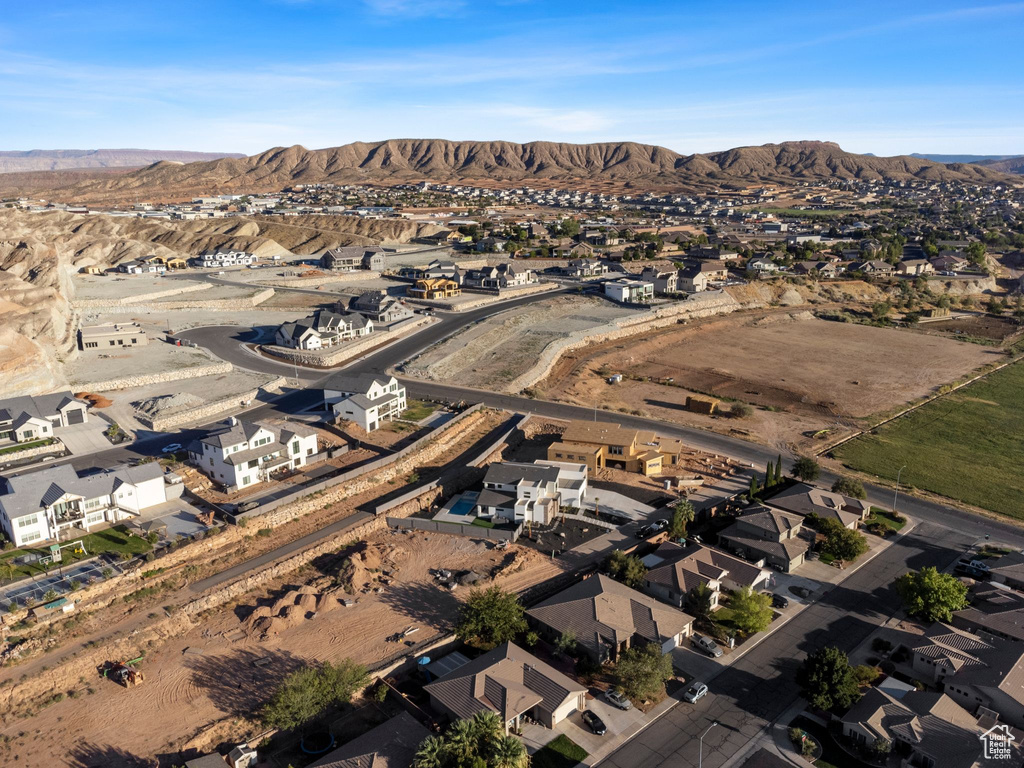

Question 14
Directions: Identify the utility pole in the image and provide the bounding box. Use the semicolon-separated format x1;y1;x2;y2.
893;464;907;513
699;722;719;768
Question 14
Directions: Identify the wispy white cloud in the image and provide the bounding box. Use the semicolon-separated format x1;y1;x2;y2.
360;0;467;17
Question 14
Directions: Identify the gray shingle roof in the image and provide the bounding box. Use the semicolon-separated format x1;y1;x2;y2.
1;462;164;520
309;711;430;768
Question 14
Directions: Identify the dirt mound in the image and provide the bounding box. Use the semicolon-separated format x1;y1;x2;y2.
244;586;343;640
74;391;112;408
135;392;205;417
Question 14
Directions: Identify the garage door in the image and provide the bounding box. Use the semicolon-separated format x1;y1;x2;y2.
65;408;85;425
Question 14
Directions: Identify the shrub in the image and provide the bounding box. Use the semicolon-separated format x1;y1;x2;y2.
872;638;892;653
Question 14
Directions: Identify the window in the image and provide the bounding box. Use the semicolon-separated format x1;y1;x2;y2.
131;338;137;344
21;531;42;543
17;514;39;528
109;340;116;346
247;459;259;470
241;476;250;485
609;446;624;456
292;440;300;455
85;342;98;349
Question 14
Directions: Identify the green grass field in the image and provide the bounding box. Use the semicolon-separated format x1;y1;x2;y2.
864;508;906;533
401;399;440;422
836;361;1024;519
0;525;152;580
533;735;588;768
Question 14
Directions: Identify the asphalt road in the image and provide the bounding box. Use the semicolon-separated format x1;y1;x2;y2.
598;520;971;768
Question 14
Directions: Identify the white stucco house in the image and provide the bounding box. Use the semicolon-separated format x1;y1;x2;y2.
323;373;407;432
0;462;170;546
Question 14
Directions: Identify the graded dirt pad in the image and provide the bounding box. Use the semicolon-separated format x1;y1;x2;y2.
6;531;561;768
916;314;1023;342
536;312;996;449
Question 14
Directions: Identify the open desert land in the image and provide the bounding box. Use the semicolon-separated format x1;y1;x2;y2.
3;532;561;768
533;311;998;450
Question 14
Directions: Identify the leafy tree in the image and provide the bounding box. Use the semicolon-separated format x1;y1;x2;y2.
871;301;891;321
669;499;695;540
729;587;774;635
605;550;648;588
686;583;714;623
817;517;869;562
796;646;860;712
555;630;579;657
831;477;866;500
729;402;753;419
615;643;674;702
262;659;368;731
456;586;527;648
895;567;968;622
792;456;820;482
871;738;892;759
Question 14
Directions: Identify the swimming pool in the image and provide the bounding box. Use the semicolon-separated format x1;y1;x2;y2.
448;494;478;516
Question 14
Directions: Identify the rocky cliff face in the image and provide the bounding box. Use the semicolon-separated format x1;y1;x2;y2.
0;210;443;397
42;139;1018;202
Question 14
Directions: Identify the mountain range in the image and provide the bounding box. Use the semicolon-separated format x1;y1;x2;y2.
0;149;245;175
38;139;1018;202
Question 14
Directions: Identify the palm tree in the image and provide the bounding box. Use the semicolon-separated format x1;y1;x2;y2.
446;718;477;763
491;736;529;768
470;710;504;756
0;562;15;584
414;735;447;768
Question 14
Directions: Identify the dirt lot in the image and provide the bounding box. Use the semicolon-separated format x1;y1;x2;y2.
404;295;635;390
535;311;997;450
5;531;560;768
916;314;1024;343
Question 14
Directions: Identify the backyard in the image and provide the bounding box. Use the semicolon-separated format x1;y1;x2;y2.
835;360;1024;519
532;734;589;768
0;526;152;580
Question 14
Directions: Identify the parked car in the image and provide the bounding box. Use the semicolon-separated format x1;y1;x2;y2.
770;593;790;609
683;682;708;703
691;634;723;658
581;710;607;735
604;689;633;710
635;524;654;539
160;442;182;454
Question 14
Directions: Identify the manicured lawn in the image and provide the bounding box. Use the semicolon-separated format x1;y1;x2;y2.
401;399;440;422
470;517;495;529
864;508;905;533
0;438;56;455
0;525;151;579
533;735;588;768
835;361;1024;520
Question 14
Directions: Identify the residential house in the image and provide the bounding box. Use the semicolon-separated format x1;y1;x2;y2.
696;261;730;281
117;261;144;274
931;253;970;273
475;236;508;253
954;583;1024;643
0;462;170;546
849;260;895;276
424;642;587;733
764;483;869;530
718;505;811;572
197;249;255;268
897;259;935;276
554;242;594;258
275;310;373;350
604;278;654;304
527;574;694;662
78;322;148;351
308;712;431;768
747;255;779;275
794;261;840;278
677;266;710;293
990;552;1024;591
642;542;771;611
909;623;1024;728
462;264;536;290
346;291;413;324
408;278;461;300
639;267;679;294
323;373;407;432
187;418;320;491
472;460;587;525
562;258;608;277
320;246;385;272
547;420;685;476
400;260;462;281
0;392;88;445
839;687;1011;768
689;246;739;261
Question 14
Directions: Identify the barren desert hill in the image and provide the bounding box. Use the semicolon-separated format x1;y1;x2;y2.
0;148;245;174
45;139;1018;202
0;209;443;398
975;155;1024;174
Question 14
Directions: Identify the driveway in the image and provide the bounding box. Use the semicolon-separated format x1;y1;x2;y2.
521;694;649;757
57;420;117;456
582;489;654;522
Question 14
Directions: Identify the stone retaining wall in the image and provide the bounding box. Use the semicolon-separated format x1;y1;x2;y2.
508;290;742;392
0;440;66;464
81;287;275;313
259;270;381;288
77;282;211;308
140;375;289;431
81;361;233;393
262;316;435;367
405;282;558;312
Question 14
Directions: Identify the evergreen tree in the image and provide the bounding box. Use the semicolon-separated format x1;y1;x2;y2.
749;475;760;498
765;461;774;489
775;456;783;485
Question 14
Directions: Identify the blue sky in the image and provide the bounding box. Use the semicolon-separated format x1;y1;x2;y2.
1;0;1022;156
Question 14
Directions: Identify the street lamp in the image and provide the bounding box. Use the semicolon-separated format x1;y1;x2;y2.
893;465;907;513
699;721;719;768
